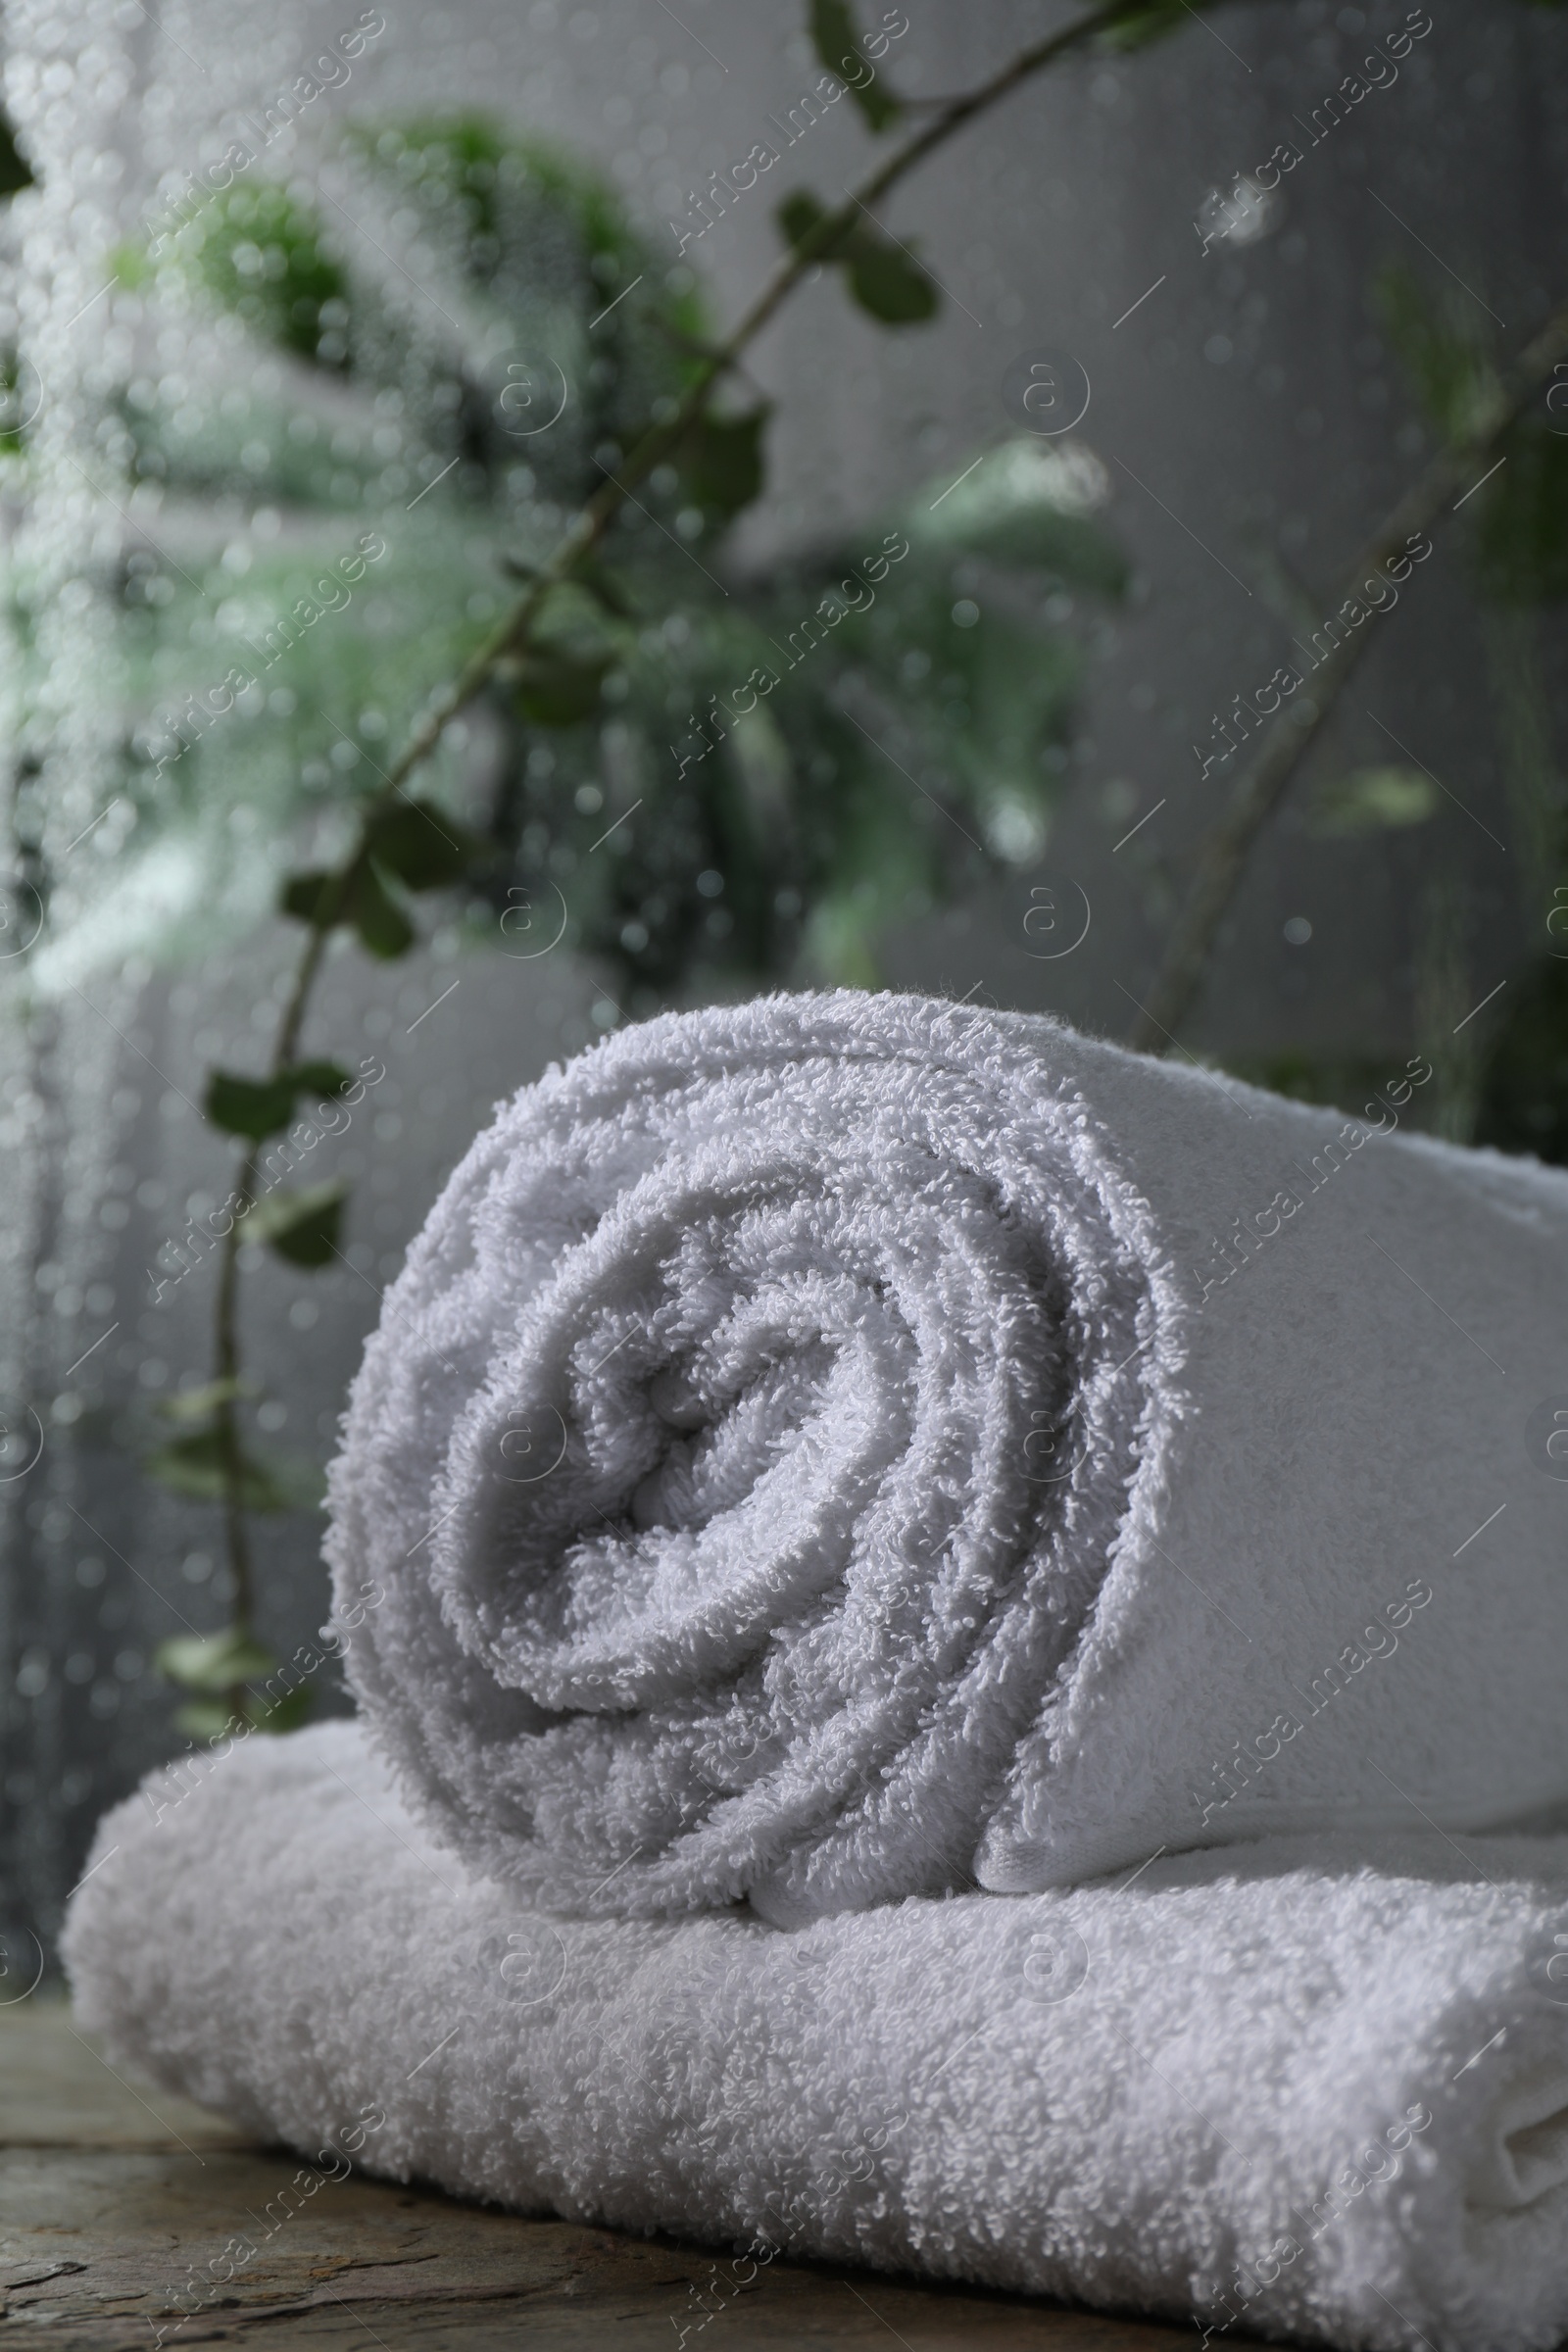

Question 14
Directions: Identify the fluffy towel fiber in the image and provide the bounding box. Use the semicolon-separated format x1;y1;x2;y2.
324;991;1568;1924
62;1721;1568;2352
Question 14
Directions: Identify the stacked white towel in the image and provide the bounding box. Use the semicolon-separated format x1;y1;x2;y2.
62;1722;1568;2352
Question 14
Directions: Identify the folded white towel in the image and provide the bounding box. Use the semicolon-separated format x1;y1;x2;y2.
61;1722;1568;2352
324;991;1568;1924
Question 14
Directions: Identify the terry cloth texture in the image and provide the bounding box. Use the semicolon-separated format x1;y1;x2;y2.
321;991;1568;1924
62;1722;1568;2352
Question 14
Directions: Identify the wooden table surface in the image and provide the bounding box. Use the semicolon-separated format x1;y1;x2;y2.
0;1997;1199;2350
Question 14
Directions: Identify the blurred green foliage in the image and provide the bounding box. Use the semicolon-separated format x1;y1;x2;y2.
1475;959;1568;1161
185;181;352;365
1307;765;1437;838
0;107;31;197
808;0;904;129
16;113;1126;1009
1236;264;1568;1159
777;189;938;322
1371;262;1568;1159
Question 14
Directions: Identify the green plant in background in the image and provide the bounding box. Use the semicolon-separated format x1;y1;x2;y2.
178;179;353;365
1372;260;1568;1156
0;122;34;458
40;0;1138;1738
84;119;1121;1013
0;111;30;199
1306;766;1438;840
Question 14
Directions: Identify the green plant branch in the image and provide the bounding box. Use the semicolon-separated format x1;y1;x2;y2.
313;0;1162;815
211;1151;256;1711
1126;296;1568;1056
201;0;1167;1648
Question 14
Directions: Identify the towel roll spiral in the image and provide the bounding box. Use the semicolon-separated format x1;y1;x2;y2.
328;992;1182;1922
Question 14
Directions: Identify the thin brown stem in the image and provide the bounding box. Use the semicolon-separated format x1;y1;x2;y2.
212;1146;257;1660
1126;299;1568;1055
272;913;334;1074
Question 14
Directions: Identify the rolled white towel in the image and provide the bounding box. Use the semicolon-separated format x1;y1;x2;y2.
59;1723;1568;2352
326;991;1568;1923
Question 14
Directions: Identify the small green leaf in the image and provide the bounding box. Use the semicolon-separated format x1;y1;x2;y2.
290;1058;355;1102
1100;0;1190;50
268;1450;329;1513
906;440;1128;594
778;189;836;258
111;238;152;292
205;1069;299;1142
246;1683;314;1733
244;1179;348;1268
173;1698;241;1740
577;560;636;618
175;182;350;368
808;0;902;130
0;111;33;198
156;1627;279;1692
205;1058;350;1141
351;861;416;958
844;231;937;324
514;646;612;726
364;798;480;891
775;192;936;324
1475;956;1568;1164
1472;427;1568;605
0;356;32;455
678;408;769;523
158;1379;256;1425
280;869;346;927
1376;260;1496;447
805;890;884;990
1310;766;1438;837
145;1429;296;1512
